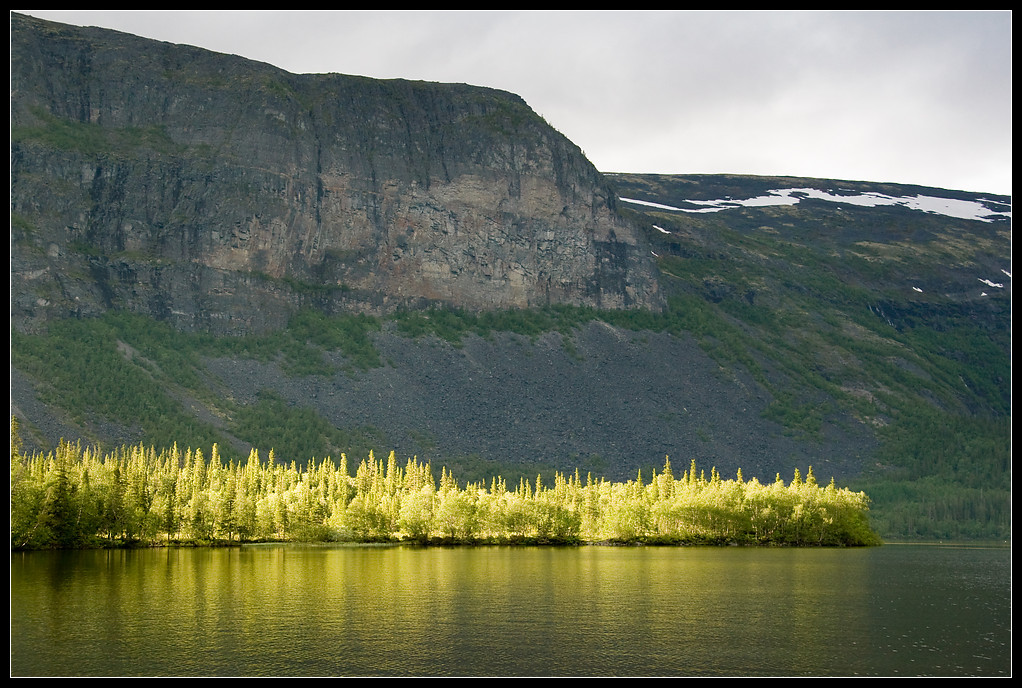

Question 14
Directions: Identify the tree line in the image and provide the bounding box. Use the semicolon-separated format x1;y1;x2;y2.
10;418;881;549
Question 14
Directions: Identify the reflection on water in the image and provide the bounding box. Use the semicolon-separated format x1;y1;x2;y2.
11;543;1010;677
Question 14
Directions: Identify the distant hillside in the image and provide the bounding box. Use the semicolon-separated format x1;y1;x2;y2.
606;172;1011;538
8;14;1011;540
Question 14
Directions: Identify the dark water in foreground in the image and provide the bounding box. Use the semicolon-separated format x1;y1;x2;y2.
10;543;1010;676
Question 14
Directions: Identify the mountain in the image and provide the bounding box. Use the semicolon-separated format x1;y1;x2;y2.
10;12;661;335
9;14;1011;539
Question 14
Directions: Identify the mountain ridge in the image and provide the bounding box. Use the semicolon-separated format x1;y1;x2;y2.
11;12;661;336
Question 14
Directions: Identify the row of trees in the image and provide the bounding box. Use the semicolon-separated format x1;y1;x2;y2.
11;420;881;549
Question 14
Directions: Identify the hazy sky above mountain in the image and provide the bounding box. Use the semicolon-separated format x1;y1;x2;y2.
16;10;1012;196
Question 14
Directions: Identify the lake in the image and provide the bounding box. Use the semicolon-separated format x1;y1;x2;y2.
10;542;1010;676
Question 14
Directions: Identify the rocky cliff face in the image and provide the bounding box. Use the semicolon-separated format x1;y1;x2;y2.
11;13;661;334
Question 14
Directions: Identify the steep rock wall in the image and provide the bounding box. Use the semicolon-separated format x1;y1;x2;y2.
11;13;661;334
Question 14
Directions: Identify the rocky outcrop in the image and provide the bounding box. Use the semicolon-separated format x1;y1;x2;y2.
11;13;662;334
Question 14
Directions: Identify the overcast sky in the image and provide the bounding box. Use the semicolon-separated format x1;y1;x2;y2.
16;10;1013;196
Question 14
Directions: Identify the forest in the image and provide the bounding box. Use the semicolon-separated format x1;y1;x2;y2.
10;418;881;549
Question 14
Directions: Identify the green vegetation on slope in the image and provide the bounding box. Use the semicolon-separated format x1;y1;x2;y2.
647;245;1011;539
11;268;1011;542
10;309;385;459
610;174;1010;541
13;106;184;157
230;389;384;464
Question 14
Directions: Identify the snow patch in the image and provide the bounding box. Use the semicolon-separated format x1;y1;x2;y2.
620;188;1011;223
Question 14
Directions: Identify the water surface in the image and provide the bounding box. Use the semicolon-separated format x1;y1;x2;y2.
11;543;1010;676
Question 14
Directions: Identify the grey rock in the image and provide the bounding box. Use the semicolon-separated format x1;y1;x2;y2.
11;13;662;335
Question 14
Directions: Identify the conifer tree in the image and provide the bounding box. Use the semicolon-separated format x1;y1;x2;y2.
9;417;881;548
805;466;817;488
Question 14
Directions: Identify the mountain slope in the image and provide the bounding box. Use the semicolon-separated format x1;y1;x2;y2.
606;173;1011;538
9;15;1011;539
